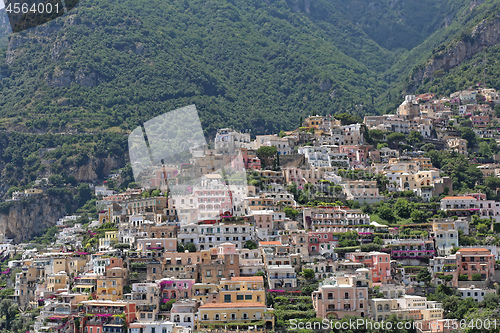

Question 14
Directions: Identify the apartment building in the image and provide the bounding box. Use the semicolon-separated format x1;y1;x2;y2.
177;223;254;250
345;251;391;283
217;276;265;304
312;274;369;319
197;303;274;332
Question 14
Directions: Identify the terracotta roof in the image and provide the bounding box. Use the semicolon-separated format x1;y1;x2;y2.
259;241;282;246
230;276;263;282
441;196;476;200
200;302;266;309
458;248;489;252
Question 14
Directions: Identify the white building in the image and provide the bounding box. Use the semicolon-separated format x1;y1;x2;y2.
177;223;255;251
214;128;251;154
267;265;297;288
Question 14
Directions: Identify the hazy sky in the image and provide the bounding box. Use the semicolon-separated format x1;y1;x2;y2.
0;2;4;9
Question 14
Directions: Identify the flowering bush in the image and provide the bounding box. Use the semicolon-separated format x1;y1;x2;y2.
159;280;174;288
268;289;285;293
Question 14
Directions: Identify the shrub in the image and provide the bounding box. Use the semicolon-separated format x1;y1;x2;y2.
471;273;482;281
458;274;469;281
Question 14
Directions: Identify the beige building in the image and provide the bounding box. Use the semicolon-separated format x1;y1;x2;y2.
397;95;420;118
217;276;265;304
312;274;369;319
197;303;274;332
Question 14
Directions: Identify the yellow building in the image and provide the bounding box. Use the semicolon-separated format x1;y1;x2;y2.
68;257;88;276
96;267;125;301
52;257;68;275
218;276;266;304
25;188;43;195
197;302;274;332
420;307;444;321
99;231;118;250
369;298;399;321
46;272;69;292
192;283;218;304
399;169;440;191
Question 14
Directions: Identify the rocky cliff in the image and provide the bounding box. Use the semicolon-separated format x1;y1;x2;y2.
71;156;124;182
0;193;73;243
411;13;500;85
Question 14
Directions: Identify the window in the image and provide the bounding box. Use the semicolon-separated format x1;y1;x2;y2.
215;314;220;320
328;293;333;300
237;295;244;300
245;295;252;300
231;313;236;320
224;295;232;302
242;313;248;319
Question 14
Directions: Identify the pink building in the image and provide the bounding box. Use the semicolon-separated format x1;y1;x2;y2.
346;251;391;283
308;232;334;254
451;248;495;287
312;274;369;319
158;278;196;300
338;145;372;167
471;115;490;128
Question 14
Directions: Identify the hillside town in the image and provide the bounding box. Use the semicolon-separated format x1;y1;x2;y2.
2;86;500;333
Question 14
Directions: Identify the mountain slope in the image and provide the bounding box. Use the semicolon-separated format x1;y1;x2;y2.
0;0;398;136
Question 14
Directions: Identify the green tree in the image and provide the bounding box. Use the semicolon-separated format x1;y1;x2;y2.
416;267;432;283
394;198;411;219
460;127;476;148
407;130;423;146
373;236;383;245
302;268;315;280
284;207;299;219
256;146;278;159
185;243;197;252
244;240;258;250
377;204;395;222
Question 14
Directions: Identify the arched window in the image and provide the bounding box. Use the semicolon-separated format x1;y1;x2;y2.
202;314;208;320
214;313;220;320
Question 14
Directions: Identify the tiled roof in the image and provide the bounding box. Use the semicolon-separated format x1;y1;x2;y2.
441;196;476;200
259;241;282;246
458;248;489;252
230;276;263;282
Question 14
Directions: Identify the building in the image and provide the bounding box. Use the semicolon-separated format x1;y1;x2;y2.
397;95;420;119
342;180;384;204
214;128;251;154
267;265;297;289
217;276;265;304
457;286;496;302
345;252;391;283
197;303;274;332
312;274;369;319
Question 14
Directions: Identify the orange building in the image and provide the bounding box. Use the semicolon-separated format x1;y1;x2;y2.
346;251;391;283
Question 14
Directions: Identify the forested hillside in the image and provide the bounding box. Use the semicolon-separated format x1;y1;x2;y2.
0;0;399;137
0;0;499;135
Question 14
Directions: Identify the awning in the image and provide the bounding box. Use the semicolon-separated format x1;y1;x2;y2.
75;285;94;289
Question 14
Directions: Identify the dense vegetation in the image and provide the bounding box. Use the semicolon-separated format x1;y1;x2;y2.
0;0;498;137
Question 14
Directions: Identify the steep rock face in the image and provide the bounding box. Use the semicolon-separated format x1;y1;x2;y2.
0;194;71;243
71;156;124;182
412;14;500;84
